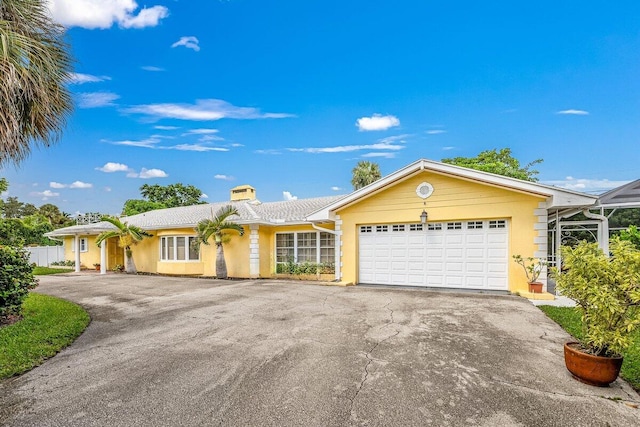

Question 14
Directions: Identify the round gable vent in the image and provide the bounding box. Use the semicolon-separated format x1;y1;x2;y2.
416;182;434;199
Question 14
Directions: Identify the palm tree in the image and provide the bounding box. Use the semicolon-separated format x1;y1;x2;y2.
95;217;152;274
351;161;382;190
195;205;245;279
1;0;73;166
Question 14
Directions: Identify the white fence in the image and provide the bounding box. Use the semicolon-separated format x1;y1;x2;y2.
26;246;65;267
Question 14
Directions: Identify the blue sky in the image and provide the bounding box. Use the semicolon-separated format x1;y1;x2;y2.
2;0;639;215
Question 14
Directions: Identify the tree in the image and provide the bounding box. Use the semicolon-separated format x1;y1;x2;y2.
1;196;24;218
195;206;245;279
140;183;205;208
122;199;167;216
351;161;382;190
0;178;7;193
0;0;73;166
442;148;542;182
95;217;152;274
38;203;73;228
122;183;206;215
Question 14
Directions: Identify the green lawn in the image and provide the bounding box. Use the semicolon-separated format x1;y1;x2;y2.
33;266;72;275
0;293;90;379
539;306;640;391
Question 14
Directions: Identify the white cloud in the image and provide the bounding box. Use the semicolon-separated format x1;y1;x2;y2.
111;137;160;148
426;129;447;135
96;162;130;173
141;66;165;72
214;174;235;181
183;128;220;135
331;186;342;191
288;142;404;154
556;109;589;115
104;187;112;192
47;1;169;29
283;191;298;201
30;190;60;200
201;193;208;199
356;114;400;131
127;168;168;179
50;181;66;189
77;92;120;108
154;125;178;130
68;72;110;84
254;149;281;155
230;143;244;147
171;144;229;152
70;181;93;189
442;146;456;151
362;152;396;158
171;36;200;51
199;135;225;142
543;177;630;193
123;99;294;121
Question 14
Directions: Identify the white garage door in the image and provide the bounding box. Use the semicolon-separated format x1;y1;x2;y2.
358;220;509;290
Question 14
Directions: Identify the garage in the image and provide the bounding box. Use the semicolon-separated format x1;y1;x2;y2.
358;219;509;290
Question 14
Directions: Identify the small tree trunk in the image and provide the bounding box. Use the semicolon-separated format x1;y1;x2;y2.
125;247;137;274
215;243;227;279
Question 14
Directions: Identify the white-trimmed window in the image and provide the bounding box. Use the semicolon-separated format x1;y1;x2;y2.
71;237;88;253
160;236;200;261
276;231;335;265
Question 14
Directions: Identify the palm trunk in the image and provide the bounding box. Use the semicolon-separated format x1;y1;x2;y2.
215;243;228;279
125;247;137;274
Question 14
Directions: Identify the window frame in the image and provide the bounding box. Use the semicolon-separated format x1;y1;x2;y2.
275;230;335;266
71;237;88;253
159;236;200;262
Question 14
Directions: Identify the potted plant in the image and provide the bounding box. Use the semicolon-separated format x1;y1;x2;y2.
93;263;101;271
512;254;546;293
554;239;640;386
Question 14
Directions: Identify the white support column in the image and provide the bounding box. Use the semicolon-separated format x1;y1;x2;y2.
74;235;81;273
100;239;107;275
334;216;342;281
533;202;549;290
249;224;260;278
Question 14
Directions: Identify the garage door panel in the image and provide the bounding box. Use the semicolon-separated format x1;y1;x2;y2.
359;220;509;289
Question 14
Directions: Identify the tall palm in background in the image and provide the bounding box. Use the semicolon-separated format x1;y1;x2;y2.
195;205;245;279
96;217;152;274
351;161;382;190
0;0;73;166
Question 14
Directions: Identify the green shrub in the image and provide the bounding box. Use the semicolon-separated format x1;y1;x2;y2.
619;225;640;249
555;239;640;357
0;246;39;319
50;260;75;267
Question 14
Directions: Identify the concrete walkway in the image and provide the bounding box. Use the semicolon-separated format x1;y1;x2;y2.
1;274;638;426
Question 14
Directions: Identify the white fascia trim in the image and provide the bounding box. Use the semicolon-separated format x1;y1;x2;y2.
307;159;598;221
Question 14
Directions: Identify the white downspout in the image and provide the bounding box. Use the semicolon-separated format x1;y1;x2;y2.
582;209;609;256
311;223;340;282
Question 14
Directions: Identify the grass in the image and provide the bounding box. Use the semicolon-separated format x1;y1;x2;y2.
539;306;640;391
0;293;90;379
33;266;72;275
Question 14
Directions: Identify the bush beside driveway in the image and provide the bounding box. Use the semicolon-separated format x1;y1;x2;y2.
1;274;639;426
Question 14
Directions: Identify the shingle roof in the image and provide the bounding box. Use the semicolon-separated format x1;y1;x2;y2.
597;179;640;208
46;195;346;237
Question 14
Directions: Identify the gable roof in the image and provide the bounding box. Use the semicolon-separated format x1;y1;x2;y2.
596;179;640;208
306;158;598;221
46;195;345;237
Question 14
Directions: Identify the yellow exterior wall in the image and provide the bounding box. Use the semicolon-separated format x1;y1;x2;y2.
336;171;545;292
258;225;274;277
63;236;102;269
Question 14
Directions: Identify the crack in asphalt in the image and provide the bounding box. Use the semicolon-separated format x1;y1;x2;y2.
348;298;400;420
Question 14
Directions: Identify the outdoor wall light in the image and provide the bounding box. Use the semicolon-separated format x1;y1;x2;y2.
420;210;428;224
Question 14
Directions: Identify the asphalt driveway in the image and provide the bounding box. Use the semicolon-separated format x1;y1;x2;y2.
1;274;639;426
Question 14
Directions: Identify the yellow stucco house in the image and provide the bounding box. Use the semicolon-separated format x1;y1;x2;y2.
46;159;597;297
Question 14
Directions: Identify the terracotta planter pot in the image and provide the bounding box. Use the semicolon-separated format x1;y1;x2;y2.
528;282;543;293
564;342;623;387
